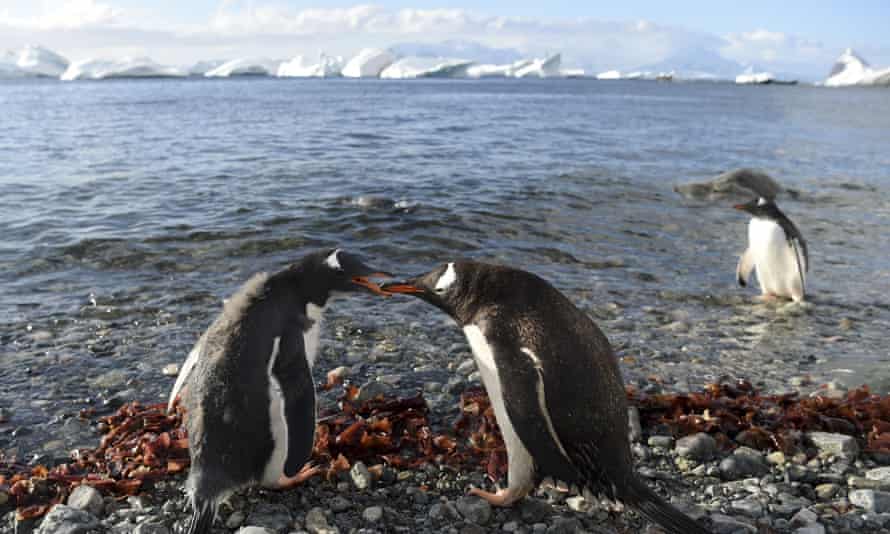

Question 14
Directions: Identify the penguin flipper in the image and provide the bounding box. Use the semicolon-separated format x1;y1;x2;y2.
736;248;754;287
273;331;317;478
167;334;207;412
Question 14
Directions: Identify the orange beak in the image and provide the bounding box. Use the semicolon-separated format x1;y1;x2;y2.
351;273;394;296
379;282;425;294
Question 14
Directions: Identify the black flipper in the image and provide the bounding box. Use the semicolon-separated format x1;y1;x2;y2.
186;498;215;534
273;330;317;478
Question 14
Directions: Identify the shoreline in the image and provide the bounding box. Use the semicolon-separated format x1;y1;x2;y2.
3;380;890;533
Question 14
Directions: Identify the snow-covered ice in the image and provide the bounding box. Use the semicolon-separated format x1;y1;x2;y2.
204;58;280;78
735;67;775;85
0;45;69;78
61;57;185;80
188;60;227;76
824;48;890;87
341;48;396;78
277;54;345;78
380;57;473;79
513;54;562;78
596;70;622;80
466;59;530;78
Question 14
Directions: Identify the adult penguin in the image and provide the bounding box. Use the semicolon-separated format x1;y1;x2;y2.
734;197;808;302
382;262;711;534
168;249;390;534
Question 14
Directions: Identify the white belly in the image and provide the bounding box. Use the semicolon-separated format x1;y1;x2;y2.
749;218;803;298
304;303;325;368
262;337;288;485
463;325;535;489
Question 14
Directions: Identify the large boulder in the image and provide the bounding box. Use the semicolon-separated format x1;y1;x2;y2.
674;168;787;201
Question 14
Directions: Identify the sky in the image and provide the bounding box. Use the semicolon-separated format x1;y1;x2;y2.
2;0;889;79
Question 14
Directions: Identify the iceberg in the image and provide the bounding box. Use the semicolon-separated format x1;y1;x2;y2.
188;60;227;76
0;45;69;78
277;54;344;78
596;70;622;80
824;48;890;87
561;68;585;78
380;56;473;79
513;54;562;78
61;57;185;80
341;48;396;78
466;59;531;78
735;67;775;85
204;58;280;78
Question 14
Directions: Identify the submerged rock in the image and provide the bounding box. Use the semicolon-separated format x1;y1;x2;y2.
674;168;786;201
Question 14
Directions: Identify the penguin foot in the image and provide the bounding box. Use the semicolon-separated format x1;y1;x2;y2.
468;485;526;507
276;463;323;490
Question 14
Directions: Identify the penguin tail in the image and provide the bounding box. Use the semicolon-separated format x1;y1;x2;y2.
186;497;216;534
620;476;712;534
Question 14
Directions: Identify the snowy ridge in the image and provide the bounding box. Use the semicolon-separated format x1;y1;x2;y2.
824;48;890;87
278;54;345;78
380;57;473;79
341;48;395;78
62;57;184;80
204;58;281;77
0;45;69;78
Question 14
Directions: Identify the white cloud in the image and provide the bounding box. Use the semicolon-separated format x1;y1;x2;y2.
0;0;122;30
721;28;833;75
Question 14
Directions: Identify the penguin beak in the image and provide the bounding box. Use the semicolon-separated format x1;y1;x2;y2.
379;280;425;295
351;272;394;296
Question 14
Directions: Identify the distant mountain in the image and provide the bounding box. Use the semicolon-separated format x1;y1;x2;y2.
636;47;743;80
388;40;522;65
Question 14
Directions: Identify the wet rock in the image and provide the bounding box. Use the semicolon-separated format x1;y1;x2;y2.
648;435;674;449
36;505;99;534
519;498;551;523
161;363;179;377
355;381;393;402
546;517;583;534
720;448;769;480
133;522;171;534
236;528;276;534
362;506;383;523
350;461;372;490
226;510;246;529
67;485;104;517
304;507;337;534
245;502;292;531
456;496;492;525
329;496;351;513
794;525;825;534
676;433;717;460
709;513;757;533
790;508;819;527
807;432;859;459
674;168;784;200
814;483;839;500
867;467;890;482
849;489;890;513
731;497;764;518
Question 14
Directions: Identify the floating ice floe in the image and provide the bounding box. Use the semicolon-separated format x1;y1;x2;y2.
380;57;473;79
513;54;562;78
204;58;281;78
0;45;69;78
824;48;890;87
277;54;345;78
596;70;622;80
341;48;396;78
61;57;185;81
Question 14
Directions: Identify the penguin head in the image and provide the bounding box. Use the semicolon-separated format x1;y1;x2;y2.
299;248;392;304
734;197;778;218
381;261;510;324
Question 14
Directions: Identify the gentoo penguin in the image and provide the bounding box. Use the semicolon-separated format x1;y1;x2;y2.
734;197;808;302
382;262;711;534
167;249;390;534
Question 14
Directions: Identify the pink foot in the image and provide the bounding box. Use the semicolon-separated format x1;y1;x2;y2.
468;486;525;507
276;463;323;490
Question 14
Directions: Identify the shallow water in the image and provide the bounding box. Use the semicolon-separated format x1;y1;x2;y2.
1;78;889;457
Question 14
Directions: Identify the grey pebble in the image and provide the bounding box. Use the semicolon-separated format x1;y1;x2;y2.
362;506;383;523
67;485;104;517
676;433;717;460
36;505;99;534
456;496;492;525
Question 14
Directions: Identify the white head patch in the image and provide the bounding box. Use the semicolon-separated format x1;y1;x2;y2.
757;197;767;206
435;262;457;292
324;249;342;270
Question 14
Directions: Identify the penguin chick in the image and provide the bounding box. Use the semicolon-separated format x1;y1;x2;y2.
382;262;711;534
169;249;390;534
734;197;808;302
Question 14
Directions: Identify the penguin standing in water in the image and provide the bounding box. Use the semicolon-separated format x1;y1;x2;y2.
734;197;808;302
382;262;711;534
167;249;390;534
